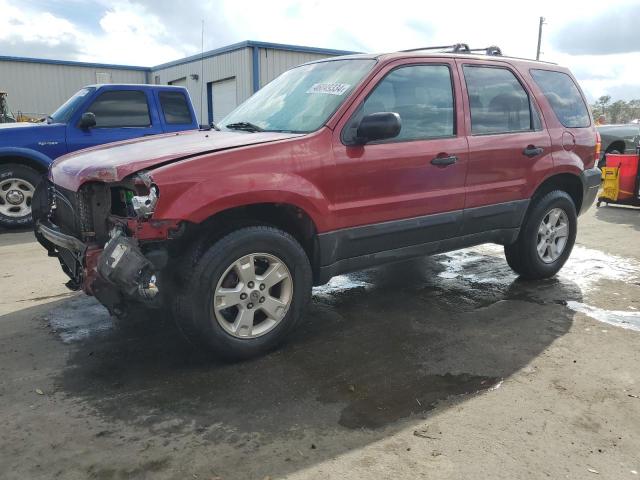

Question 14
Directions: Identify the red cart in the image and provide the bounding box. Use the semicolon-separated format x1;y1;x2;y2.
597;151;640;208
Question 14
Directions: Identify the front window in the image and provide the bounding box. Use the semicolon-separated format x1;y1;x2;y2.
344;64;455;143
50;87;95;124
85;90;151;128
220;59;376;133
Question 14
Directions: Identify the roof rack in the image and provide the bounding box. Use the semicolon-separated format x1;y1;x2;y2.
400;43;502;56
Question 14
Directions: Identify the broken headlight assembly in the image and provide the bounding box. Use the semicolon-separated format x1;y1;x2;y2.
112;172;160;219
130;184;159;218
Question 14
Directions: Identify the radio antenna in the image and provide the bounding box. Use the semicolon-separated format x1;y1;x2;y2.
200;19;205;125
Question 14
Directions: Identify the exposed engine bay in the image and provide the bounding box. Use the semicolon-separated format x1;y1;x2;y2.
32;171;184;316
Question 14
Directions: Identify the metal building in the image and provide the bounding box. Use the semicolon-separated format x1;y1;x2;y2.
0;57;148;119
0;41;355;124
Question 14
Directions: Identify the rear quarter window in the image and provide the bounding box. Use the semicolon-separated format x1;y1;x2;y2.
530;69;590;128
159;91;193;125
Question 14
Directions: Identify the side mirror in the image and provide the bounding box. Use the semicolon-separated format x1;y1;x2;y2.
79;112;96;130
354;112;401;145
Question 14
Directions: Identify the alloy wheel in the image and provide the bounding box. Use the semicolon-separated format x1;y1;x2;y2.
213;253;293;338
536;207;569;263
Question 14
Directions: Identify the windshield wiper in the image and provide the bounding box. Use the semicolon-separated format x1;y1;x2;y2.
225;121;264;132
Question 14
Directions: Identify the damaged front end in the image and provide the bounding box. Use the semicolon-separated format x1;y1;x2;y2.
33;171;184;316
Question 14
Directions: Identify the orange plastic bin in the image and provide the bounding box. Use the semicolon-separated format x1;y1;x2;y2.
605;153;639;201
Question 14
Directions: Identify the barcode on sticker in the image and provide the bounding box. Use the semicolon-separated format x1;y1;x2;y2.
306;83;351;95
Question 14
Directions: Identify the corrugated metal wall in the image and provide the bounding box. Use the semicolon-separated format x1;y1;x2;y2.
0;44;345;125
258;49;333;87
0;61;147;117
151;48;253;124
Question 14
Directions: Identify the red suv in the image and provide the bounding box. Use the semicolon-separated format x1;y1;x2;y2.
33;45;601;359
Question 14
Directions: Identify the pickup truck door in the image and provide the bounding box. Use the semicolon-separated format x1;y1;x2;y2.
329;58;468;243
66;88;163;152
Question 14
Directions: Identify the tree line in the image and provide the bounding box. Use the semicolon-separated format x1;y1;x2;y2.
592;95;640;124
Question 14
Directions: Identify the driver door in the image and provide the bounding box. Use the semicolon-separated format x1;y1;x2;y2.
329;59;468;240
67;89;162;152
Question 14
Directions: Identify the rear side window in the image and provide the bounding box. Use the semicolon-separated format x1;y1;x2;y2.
463;66;532;135
530;69;590;128
159;91;193;125
86;90;151;128
345;64;455;142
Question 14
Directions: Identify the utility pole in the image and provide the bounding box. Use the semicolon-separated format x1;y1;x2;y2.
536;17;545;60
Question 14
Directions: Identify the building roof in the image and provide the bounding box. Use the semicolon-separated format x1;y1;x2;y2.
0;40;359;73
0;54;150;71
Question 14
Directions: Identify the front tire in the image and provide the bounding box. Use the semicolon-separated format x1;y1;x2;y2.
505;190;577;280
0;163;41;228
174;226;312;360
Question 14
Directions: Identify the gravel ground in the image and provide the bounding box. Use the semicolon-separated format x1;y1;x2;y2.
0;205;639;480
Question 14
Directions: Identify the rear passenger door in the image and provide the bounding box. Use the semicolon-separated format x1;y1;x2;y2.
458;60;552;234
67;89;162;151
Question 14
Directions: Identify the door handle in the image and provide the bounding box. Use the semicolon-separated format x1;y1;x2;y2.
431;155;458;166
523;145;544;157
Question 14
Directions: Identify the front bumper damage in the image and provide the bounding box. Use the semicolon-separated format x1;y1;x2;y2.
36;219;178;316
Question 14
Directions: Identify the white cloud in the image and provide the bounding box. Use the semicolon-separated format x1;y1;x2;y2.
0;0;187;65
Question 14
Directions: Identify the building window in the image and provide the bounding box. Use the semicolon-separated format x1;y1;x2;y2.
95;72;112;84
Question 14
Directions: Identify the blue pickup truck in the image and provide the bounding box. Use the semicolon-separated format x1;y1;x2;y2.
0;84;198;227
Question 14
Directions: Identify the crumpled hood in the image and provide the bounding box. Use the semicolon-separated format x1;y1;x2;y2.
50;129;302;191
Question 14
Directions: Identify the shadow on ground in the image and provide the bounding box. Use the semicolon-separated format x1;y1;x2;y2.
594;204;640;232
0;226;35;247
42;249;583;479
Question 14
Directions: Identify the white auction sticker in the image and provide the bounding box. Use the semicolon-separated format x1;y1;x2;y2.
306;83;351;95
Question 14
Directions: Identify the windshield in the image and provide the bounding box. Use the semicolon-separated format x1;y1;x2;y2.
220;59;376;133
50;87;95;123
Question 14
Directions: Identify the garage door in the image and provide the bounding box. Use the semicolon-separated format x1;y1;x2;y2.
211;78;237;124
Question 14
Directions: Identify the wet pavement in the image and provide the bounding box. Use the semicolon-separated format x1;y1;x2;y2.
1;206;640;479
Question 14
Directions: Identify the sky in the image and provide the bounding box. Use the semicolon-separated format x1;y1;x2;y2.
1;0;640;102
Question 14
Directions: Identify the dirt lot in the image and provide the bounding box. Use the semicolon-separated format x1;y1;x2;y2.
0;206;639;480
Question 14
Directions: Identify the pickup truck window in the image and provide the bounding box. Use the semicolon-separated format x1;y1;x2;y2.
49;87;95;123
463;66;532;135
86;90;151;128
159;91;193;125
346;64;454;143
530;69;590;128
220;59;376;133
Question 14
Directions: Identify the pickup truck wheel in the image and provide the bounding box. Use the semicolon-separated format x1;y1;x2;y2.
504;190;577;280
0;164;41;228
175;226;312;360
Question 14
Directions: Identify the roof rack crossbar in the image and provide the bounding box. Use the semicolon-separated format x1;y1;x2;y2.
400;43;470;53
400;43;502;56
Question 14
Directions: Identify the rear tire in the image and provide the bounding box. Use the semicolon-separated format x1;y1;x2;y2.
504;190;577;280
0;163;41;228
174;226;312;360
